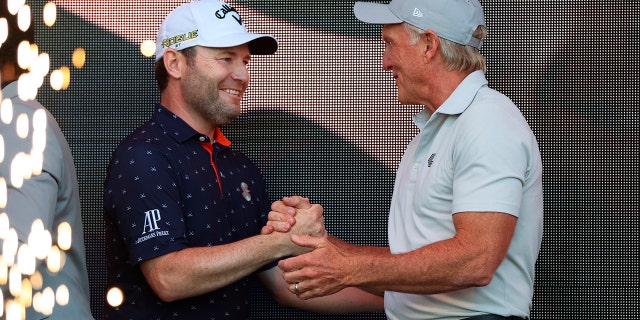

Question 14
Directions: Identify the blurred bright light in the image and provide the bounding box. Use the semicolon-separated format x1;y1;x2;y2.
72;48;86;69
0;257;7;285
11;152;28;188
56;285;69;306
140;40;155;57
7;0;25;15
16;113;28;139
20;278;32;307
0;18;7;45
40;287;55;316
17;41;32;71
32;53;51;79
57;222;72;251
30;271;43;290
43;2;57;27
46;245;64;273
1;98;13;124
17;4;31;32
0;179;6;209
17;244;36;275
2;228;18;265
0;135;4;163
8;265;21;297
106;286;124;307
0;212;9;236
49;69;63;91
5;299;22;320
29;219;52;260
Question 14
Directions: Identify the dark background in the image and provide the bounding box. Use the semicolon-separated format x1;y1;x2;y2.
27;0;638;319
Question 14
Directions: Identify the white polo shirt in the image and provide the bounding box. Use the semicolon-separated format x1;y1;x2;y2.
385;71;543;320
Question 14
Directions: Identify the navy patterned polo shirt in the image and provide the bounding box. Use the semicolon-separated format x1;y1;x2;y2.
104;105;271;319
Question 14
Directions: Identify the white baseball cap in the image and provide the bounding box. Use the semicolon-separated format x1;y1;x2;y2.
155;0;277;61
353;0;486;49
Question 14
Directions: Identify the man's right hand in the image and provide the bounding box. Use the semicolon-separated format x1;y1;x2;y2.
261;196;327;239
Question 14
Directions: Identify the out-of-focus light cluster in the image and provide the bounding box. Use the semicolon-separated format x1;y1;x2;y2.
0;1;86;95
1;1;82;319
0;104;74;318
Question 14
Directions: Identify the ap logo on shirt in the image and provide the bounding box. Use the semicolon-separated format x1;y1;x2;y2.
136;209;169;244
142;209;162;234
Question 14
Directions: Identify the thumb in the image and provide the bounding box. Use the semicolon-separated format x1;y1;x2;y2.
283;196;312;209
290;234;323;249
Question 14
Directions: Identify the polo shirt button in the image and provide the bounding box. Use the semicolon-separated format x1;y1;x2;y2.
199;136;206;142
413;163;420;169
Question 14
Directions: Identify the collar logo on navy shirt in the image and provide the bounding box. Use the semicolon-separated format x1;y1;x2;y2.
427;153;436;167
241;182;251;201
135;209;169;244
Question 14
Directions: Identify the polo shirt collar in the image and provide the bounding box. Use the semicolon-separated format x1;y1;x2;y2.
413;70;488;127
153;104;231;147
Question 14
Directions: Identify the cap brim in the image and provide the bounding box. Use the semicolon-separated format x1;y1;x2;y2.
248;35;278;55
200;33;278;55
353;2;403;24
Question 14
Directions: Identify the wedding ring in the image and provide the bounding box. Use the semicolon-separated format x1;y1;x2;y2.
294;282;300;296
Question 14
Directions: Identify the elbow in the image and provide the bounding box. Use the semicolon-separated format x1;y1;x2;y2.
146;270;183;302
472;273;494;287
467;265;498;288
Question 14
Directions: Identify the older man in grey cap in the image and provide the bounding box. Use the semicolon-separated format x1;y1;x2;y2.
270;0;543;319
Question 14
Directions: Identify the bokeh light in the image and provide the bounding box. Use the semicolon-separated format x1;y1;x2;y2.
0;98;12;124
55;285;69;306
106;286;124;307
57;222;72;251
0;180;5;211
16;4;30;32
7;0;25;15
2;1;81;316
72;48;85;69
140;40;155;57
0;18;7;45
43;2;56;27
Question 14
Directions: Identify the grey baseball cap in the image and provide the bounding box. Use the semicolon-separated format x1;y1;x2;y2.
353;0;486;49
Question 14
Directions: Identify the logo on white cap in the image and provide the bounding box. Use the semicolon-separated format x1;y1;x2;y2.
412;8;423;18
215;3;242;25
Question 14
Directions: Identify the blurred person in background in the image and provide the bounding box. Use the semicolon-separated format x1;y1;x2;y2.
0;0;94;318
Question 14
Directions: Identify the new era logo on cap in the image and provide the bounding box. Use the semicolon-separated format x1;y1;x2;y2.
353;0;486;49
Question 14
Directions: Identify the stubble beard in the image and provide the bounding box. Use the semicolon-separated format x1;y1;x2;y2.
183;66;241;128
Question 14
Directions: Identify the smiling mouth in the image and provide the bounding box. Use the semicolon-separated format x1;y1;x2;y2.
223;88;241;96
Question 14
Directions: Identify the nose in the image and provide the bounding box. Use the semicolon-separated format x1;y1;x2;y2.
232;64;250;83
382;51;392;71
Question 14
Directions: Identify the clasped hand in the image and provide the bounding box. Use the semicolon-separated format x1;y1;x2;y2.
263;196;353;299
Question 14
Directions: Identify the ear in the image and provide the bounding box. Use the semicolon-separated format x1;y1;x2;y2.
421;30;440;60
163;48;185;79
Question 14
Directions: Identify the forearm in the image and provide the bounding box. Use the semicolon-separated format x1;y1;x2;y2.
328;235;389;255
351;238;497;294
260;267;384;314
143;232;294;301
284;287;384;314
347;212;516;295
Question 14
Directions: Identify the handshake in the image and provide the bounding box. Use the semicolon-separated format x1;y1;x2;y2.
261;196;357;299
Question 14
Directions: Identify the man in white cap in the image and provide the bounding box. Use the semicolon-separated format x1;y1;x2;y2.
104;0;382;318
269;0;543;319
